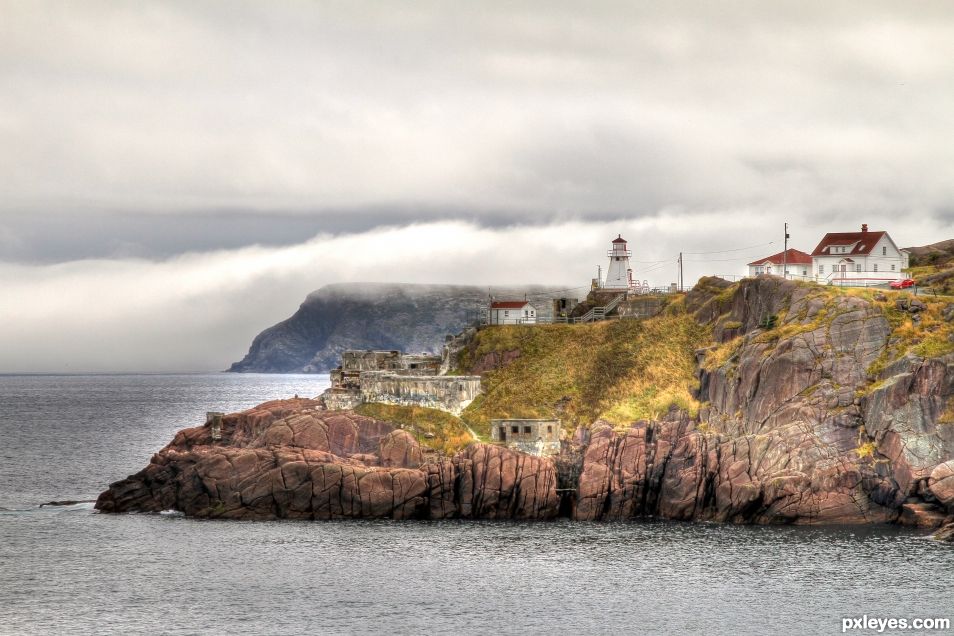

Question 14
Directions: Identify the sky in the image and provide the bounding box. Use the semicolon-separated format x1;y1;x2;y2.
2;1;954;372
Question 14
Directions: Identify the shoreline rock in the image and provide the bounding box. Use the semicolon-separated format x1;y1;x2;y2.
97;398;953;528
96;400;559;521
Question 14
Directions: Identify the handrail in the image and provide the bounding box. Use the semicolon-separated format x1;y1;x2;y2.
579;293;625;323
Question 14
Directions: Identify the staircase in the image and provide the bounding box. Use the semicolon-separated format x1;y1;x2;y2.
576;293;625;323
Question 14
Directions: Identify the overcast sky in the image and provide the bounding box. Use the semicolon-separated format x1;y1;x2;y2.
2;1;954;372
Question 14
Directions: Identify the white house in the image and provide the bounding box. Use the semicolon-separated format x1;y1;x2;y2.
747;248;813;280
488;300;536;325
811;225;910;285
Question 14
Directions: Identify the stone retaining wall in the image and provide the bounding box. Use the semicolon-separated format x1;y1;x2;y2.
359;372;482;416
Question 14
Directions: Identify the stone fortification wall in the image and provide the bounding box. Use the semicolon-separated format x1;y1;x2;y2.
341;350;403;372
617;296;668;319
490;419;561;456
340;350;442;375
359;372;482;416
322;389;364;411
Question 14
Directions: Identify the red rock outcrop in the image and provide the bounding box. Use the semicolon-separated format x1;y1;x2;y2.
686;277;954;526
96;400;558;521
573;416;895;524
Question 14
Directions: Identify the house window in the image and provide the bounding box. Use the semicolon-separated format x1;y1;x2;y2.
819;265;825;274
530;311;535;316
547;425;553;434
504;310;509;316
856;264;862;272
802;269;807;276
891;264;895;271
523;426;531;434
883;246;887;256
873;264;878;272
511;426;519;434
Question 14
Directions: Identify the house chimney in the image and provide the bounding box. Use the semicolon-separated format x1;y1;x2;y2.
861;223;868;233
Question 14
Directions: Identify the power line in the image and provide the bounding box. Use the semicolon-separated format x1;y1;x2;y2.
684;256;765;263
682;241;775;255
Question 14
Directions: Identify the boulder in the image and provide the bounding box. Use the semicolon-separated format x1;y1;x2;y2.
934;522;954;542
929;460;954;508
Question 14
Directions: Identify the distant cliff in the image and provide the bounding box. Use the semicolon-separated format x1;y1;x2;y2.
228;283;563;373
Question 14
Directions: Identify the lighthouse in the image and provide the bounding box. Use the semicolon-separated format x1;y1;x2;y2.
603;234;634;291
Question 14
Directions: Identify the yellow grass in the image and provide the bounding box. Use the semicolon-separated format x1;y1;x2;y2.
354;403;474;455
459;314;709;435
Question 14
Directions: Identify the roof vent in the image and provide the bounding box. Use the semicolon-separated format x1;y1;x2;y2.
861;224;868;232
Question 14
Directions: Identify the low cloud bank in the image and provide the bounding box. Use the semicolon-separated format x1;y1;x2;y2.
0;216;941;373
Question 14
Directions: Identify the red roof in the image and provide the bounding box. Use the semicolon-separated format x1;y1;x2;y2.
811;230;886;257
612;235;627;243
747;248;812;266
490;300;531;309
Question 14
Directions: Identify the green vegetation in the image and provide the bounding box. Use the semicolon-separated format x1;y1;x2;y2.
458;313;710;436
445;274;954;441
855;441;877;460
354;403;475;454
937;401;954;426
701;338;743;372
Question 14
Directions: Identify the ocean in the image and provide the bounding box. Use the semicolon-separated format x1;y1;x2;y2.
1;374;952;635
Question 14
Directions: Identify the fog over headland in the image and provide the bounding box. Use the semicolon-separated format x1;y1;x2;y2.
1;2;953;371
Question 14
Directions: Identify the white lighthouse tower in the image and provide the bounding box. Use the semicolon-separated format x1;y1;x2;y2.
603;234;634;291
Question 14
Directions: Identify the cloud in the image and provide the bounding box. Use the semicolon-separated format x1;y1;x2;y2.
2;3;954;371
2;216;949;373
1;2;954;245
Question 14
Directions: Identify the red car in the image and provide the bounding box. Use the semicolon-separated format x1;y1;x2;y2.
889;278;916;289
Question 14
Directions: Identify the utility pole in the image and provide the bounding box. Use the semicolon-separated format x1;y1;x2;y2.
783;222;790;280
678;252;683;292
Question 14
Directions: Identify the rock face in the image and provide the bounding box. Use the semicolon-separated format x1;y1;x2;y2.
96;399;558;521
571;277;954;526
101;277;954;528
228;283;563;373
688;277;954;526
574;416;893;524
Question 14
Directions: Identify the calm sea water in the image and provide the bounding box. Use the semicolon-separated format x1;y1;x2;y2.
1;374;952;636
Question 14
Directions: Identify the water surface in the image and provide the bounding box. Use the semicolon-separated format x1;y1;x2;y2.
1;375;951;635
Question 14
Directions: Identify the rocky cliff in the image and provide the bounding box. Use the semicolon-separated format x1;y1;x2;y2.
228;283;563;373
101;277;954;537
96;398;558;521
568;277;954;533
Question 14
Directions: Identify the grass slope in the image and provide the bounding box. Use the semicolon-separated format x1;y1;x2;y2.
458;308;710;436
354;403;474;454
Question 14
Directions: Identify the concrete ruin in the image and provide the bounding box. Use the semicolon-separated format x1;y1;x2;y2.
360;372;482;416
323;348;481;415
490;418;561;456
616;296;668;319
206;412;225;442
330;350;443;390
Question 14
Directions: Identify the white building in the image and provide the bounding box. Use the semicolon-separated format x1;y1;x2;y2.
604;234;635;291
488;300;536;325
747;248;813;280
811;225;910;285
